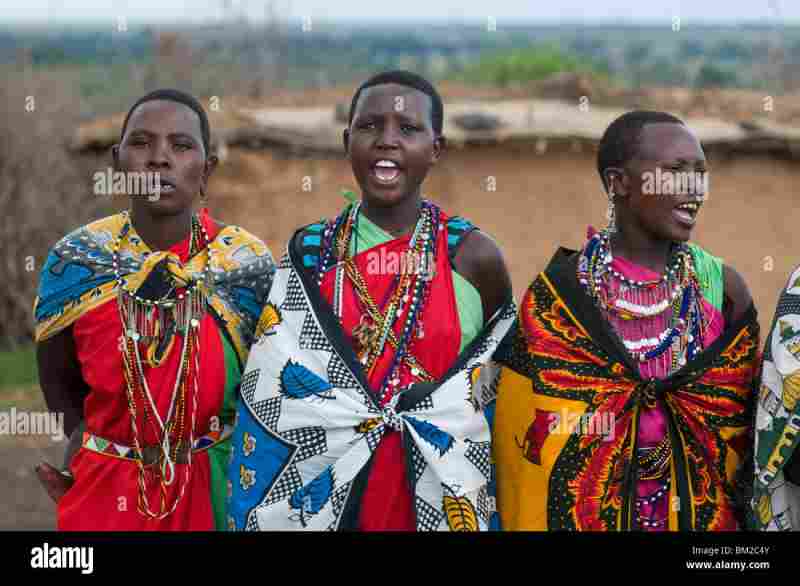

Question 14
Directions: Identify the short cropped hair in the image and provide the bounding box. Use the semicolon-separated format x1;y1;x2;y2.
348;70;444;135
120;88;211;155
597;110;686;193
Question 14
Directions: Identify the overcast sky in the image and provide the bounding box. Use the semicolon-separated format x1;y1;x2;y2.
2;0;796;25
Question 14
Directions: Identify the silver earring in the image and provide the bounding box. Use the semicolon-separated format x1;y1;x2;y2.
606;188;617;233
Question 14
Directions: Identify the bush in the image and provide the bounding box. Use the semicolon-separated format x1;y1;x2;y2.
0;64;108;348
460;45;607;87
695;63;739;88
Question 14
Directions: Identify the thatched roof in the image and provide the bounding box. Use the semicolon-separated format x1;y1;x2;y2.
70;97;800;158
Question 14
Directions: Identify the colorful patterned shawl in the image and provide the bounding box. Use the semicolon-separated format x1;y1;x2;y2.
33;208;274;366
493;247;760;531
752;264;800;531
226;226;516;531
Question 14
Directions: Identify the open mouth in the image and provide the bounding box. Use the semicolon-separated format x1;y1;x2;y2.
371;160;402;184
152;178;176;195
673;201;701;226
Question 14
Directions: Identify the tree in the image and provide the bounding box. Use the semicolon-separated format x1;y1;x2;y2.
695;63;737;88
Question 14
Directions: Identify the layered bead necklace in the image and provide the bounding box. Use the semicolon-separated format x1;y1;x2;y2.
318;201;439;404
578;229;707;370
113;210;211;519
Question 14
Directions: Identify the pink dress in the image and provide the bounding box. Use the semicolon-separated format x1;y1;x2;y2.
598;249;724;531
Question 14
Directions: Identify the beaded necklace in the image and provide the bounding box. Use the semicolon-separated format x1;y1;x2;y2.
635;477;671;529
578;229;707;369
113;210;211;519
318;201;440;403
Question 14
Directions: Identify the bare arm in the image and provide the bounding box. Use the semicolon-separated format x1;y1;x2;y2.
35;327;89;500
36;327;88;440
722;264;753;327
452;230;513;323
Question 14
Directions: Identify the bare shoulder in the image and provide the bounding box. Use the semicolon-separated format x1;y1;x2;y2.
456;230;506;273
722;264;753;324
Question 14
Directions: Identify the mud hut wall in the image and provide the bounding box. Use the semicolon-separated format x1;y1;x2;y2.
206;143;800;337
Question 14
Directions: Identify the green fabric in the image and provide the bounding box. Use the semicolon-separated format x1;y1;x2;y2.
208;331;240;531
350;212;483;352
452;272;483;351
349;210;394;253
688;242;724;312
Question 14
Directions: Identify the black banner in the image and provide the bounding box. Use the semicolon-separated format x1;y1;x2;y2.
3;531;793;578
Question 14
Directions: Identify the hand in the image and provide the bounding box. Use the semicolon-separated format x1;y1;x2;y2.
35;461;74;504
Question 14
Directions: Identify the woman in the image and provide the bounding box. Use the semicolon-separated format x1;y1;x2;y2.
33;88;275;530
226;70;515;531
752;265;800;531
493;111;759;531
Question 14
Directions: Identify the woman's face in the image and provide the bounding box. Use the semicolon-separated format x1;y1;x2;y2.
114;99;211;217
344;83;442;209
614;122;707;243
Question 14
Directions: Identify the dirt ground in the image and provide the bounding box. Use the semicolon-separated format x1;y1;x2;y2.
5;142;799;529
0;388;66;530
